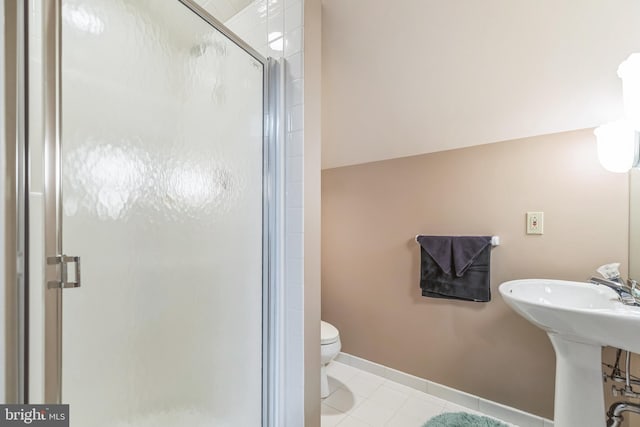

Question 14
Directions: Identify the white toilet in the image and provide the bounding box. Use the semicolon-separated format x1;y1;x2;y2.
320;320;341;398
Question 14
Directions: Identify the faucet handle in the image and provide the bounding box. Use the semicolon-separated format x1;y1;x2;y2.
590;276;625;289
589;276;640;306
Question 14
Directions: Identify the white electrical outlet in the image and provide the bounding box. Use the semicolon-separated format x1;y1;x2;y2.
526;212;544;235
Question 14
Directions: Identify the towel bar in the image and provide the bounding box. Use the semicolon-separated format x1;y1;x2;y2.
414;235;500;247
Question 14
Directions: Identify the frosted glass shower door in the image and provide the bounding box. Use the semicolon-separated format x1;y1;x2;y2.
44;1;267;425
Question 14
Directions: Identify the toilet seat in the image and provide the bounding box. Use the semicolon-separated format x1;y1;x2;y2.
321;321;339;345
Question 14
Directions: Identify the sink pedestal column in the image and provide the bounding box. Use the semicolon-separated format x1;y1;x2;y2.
548;334;605;427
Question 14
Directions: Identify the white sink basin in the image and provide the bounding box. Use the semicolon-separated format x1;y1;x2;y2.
500;279;640;352
499;279;640;427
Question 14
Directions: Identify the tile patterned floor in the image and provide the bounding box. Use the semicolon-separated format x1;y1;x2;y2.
321;361;516;427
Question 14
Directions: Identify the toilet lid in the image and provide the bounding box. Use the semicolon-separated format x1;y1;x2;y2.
321;321;339;345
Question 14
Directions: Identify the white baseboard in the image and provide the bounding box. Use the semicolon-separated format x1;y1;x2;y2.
336;352;553;427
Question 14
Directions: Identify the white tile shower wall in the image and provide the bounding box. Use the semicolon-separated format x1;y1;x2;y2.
282;1;305;425
224;0;267;56
198;1;306;425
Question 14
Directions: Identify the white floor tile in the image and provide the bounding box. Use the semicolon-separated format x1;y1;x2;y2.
327;362;362;396
327;375;348;396
397;396;446;420
349;400;398;427
322;404;347;427
411;390;450;407
443;402;479;414
324;387;366;413
385;411;431;427
342;372;385;398
327;361;360;383
382;379;424;397
320;362;517;427
337;415;373;427
367;385;410;410
352;369;387;385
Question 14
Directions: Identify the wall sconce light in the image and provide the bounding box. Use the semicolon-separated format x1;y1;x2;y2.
595;120;640;173
596;53;640;173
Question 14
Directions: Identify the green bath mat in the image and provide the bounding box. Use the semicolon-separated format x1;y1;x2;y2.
424;412;509;427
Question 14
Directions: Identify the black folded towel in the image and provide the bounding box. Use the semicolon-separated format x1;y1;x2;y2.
416;235;492;302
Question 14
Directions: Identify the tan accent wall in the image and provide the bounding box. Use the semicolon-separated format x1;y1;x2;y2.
321;129;629;419
304;0;322;424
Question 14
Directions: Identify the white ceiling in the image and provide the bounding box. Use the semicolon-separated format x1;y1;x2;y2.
322;0;640;169
197;0;254;22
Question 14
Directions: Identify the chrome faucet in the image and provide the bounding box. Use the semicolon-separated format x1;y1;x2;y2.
589;276;640;306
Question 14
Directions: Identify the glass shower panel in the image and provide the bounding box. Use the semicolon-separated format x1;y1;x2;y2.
60;0;264;425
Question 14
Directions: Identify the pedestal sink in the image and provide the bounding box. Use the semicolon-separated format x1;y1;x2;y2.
499;279;640;427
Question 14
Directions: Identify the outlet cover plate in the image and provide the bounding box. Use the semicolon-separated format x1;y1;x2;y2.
527;211;544;235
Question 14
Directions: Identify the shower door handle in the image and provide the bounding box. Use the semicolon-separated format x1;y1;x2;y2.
47;255;81;289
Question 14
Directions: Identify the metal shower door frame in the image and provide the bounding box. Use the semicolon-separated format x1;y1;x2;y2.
33;0;282;425
3;0;29;405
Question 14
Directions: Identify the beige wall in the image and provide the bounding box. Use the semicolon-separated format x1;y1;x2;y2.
321;129;629;419
304;0;322;425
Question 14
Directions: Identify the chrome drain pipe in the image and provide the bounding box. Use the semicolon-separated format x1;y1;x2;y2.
607;402;640;427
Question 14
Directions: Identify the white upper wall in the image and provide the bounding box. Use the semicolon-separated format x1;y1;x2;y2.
322;0;640;169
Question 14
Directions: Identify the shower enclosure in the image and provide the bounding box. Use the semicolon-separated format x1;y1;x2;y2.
6;0;281;425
